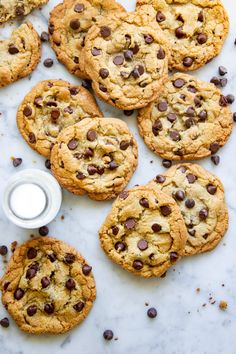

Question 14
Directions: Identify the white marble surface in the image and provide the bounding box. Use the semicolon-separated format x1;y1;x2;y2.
0;0;236;353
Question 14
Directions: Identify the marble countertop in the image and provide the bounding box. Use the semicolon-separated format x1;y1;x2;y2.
0;0;236;353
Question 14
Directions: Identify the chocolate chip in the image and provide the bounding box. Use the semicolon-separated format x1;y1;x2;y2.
96;166;104;175
219;66;227;76
188;85;197;93
120;140;130;150
48;253;57;262
70;19;80;30
133;260;143;270
186;173;197;183
82;265;92;275
226;94;235;104
119;191;129;199
14;288;24;300
175;190;185;201
82;80;92;90
160;205;171;216
66;278;76;290
84;148;94;158
162;159;172;168
197;33;207;44
147;307;157;318
124;49;133;61
185;199;195;208
39;226;49;236
64;253;75;264
48;24;54;35
64;106;73;114
86;129;97;142
103;330;114;340
43;58;53;68
185;107;195;117
220;78;228;87
157;101;168;112
111;226;119;236
87;165;97;175
139;198;149;208
156;11;166;22
183;57;194;67
40;31;49;42
152;120;162;136
194;97;202;108
113;55;124;65
15;6;24;16
67;139;78;150
73;301;84;312
124;110;134;116
219;95;228;107
131;65;144;79
125;218;136;229
155;175;166;183
137;240;148;251
23;106;32;117
152;223;162;232
8;44;19;55
51;109;60;121
207;184;217;195
41;277;50;288
34;96;43;107
0;318;9;328
169;130;180;141
210;142;220;154
210;76;220;86
211;155;220;165
175;26;185;39
185;118;195;129
170;252;178;262
115;242;126;252
167;113;177;123
198;110;207;121
0;245;7;256
198;11;204;22
131;44;139;54
199;208;208;220
70;87;78;95
144;34;154;44
91;47;101;56
99;68;109;79
173;79;185;88
27;305;37;316
178;165;187;173
233;112;236;122
27;247;37;259
157;47;165;59
188;229;196;237
26;266;37;279
44;303;54;314
46;101;57;107
100;26;111;38
74;3;84;12
99;83;107;92
76;171;86;179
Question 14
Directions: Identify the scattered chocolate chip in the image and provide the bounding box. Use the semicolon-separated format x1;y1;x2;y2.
23;106;32;117
169;130;181;141
113;55;124;65
40;31;49;42
100;26;111;38
74;3;85;12
131;65;144;79
70;19;80;30
185;199;195;208
197;33;207;44
167;113;177;123
199;208;208;220
139;198;149;208
133;260;143;270
27;247;37;259
210;76;220;86
99;68;109;79
8;44;19;55
219;66;227;76
64;253;75;264
210;142;220;154
175;26;185;39
156;11;166;22
43;58;53;68
144;34;154;44
219;95;228;107
44;160;51;171
0;317;9;328
120;140;130;150
99;83;107;92
66;278;76;290
175;190;185;201
198;11;204;22
207;184;217;195
82;80;92;90
157;47;166;59
162;159;172;168
119;191;129;199
103;330;114;340
173;79;185;88
124;49;133;61
160;205;171;216
220;78;228;87
48;253;57;262
125;218;136;229
183;57;194;67
39;226;49;236
147;307;157;318
73;301;84;312
14;288;24;300
152;223;162;232
27;305;37;317
155;175;166;183
211;155;220;165
44;303;54;314
137;239;148;251
124;110;134;116
226;94;235;104
0;245;8;256
41;277;50;289
170;252;178;262
82;265;92;275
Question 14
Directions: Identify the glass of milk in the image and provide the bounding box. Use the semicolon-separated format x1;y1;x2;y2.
2;169;62;229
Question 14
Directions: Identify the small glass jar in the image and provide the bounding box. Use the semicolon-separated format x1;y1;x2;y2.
2;169;62;229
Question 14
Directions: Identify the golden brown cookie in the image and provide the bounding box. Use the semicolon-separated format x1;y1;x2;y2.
49;0;125;79
0;0;48;23
99;186;187;277
0;237;96;334
136;0;229;71
138;73;233;161
148;163;228;256
17;80;103;158
0;22;41;88
84;10;169;110
51;117;138;201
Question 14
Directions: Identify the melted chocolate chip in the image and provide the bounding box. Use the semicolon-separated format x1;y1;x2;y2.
157;101;168;112
66;278;76;290
170;252;178;262
144;34;154;44
152;120;162;136
100;26;111;38
133;260;143;270
162;159;172;168
99;68;109;79
41;277;50;289
27;305;37;316
48;253;57;262
112;226;119;235
160;205;172;216
76;171;86;180
27;248;37;259
173;79;185;88
157;47;166;59
175;26;185;39
51;109;60;121
167;113;177;123
152;223;162;232
64;253;75;264
15;6;24;16
125;218;136;229
210;142;220;154
124;49;133;61
34;96;43;107
91;48;101;56
70;19;80;30
219;95;228;107
74;3;85;12
207;184;217;195
188;85;197;93
120;140;130;150
14;288;24;300
115;242;126;252
44;303;54;314
186;174;197;183
8;44;19;55
82;265;92;275
113;55;124;65
119;191;129;199
185;107;195;117
198;110;207;121
87;130;97;141
99;83;107;92
169;130;181;141
156;11;166;22
139;198;149;208
137;240;148;251
131;65;144;79
68;139;78;150
198;11;204;22
23;106;32;117
73;301;84;312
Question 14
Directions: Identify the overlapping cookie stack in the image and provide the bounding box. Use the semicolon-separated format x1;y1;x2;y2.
0;0;233;335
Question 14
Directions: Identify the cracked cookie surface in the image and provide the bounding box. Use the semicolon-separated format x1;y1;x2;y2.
17;80;103;158
0;0;48;23
84;10;169;110
138;73;232;161
99;186;187;277
148;163;228;256
0;22;41;88
51;117;138;201
0;237;96;334
49;0;125;79
136;0;229;71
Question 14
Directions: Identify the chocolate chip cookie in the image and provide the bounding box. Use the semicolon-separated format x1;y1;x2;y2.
0;237;96;334
49;0;125;79
0;22;41;88
17;80;103;158
136;0;229;71
0;0;48;23
148;163;228;256
50;118;138;201
138;73;233;160
84;10;169;110
99;186;187;277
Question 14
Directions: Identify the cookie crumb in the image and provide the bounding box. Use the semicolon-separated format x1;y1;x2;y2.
196;288;200;293
61;215;65;220
145;302;149;306
219;300;227;311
